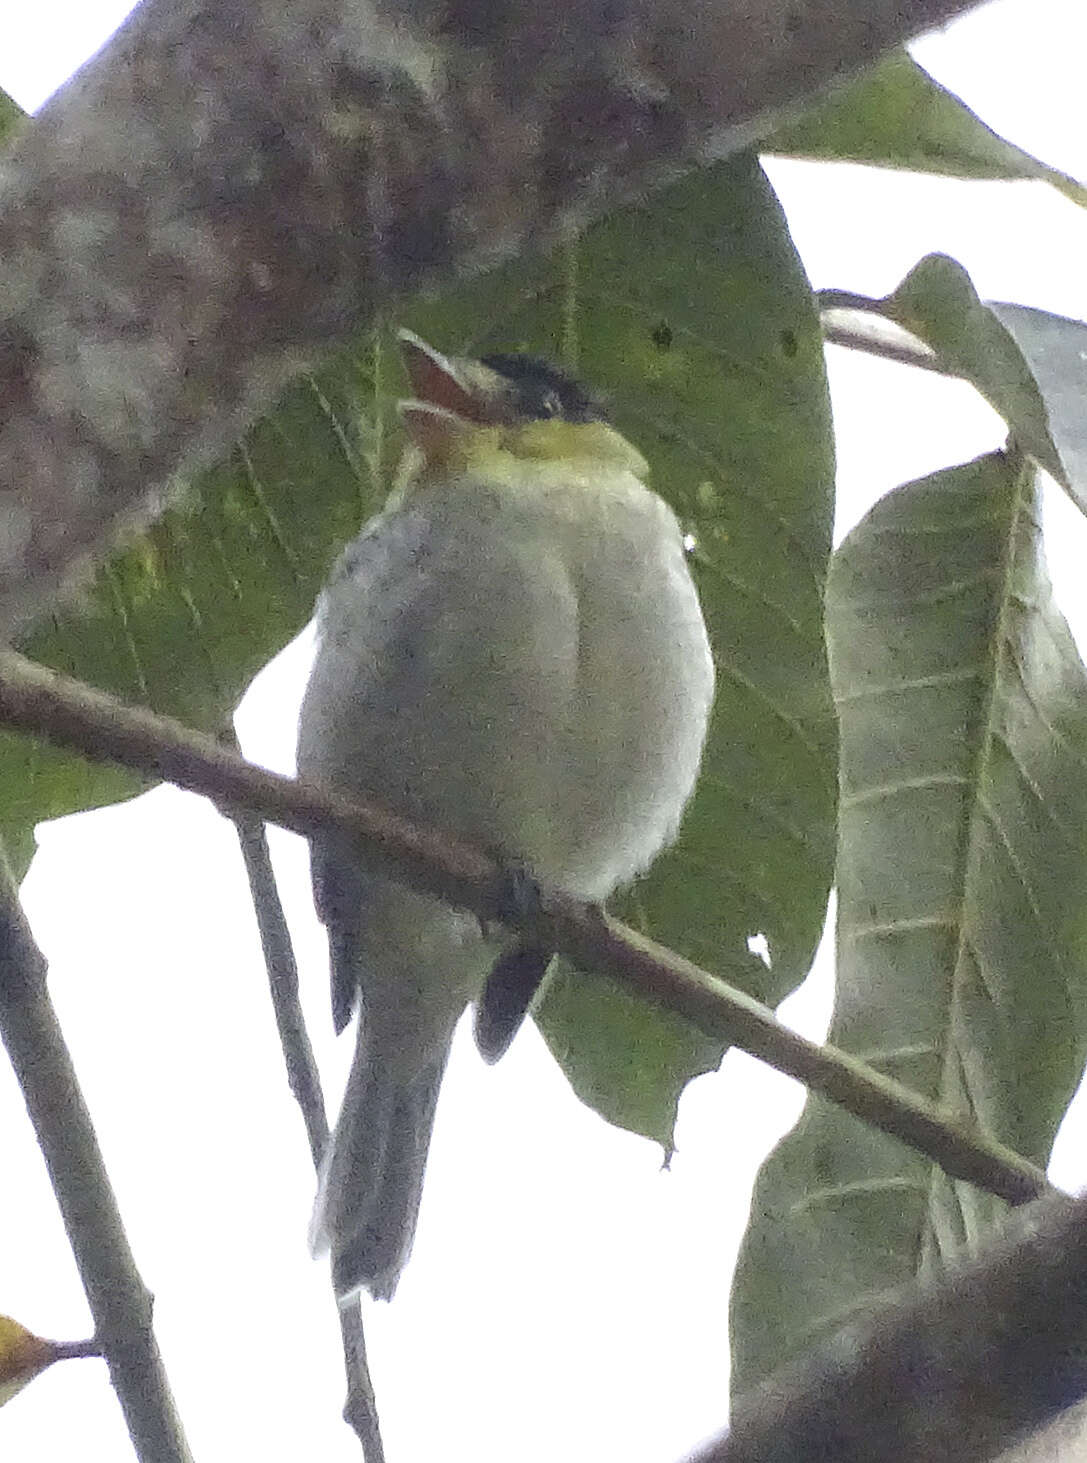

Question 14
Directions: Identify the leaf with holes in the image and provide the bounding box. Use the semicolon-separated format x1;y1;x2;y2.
731;450;1087;1393
427;154;836;1146
5;153;835;1146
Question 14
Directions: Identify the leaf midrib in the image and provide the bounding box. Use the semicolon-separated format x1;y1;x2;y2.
926;450;1034;1260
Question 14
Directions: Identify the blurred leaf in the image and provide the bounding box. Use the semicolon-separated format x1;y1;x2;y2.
731;451;1087;1393
535;966;726;1149
885;255;1061;477
884;255;1087;511
5;343;385;876
769;53;1086;206
988;302;1087;506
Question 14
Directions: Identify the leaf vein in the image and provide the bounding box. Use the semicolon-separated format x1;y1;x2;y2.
835;664;982;704
841;772;969;809
844;914;959;943
712;654;822;759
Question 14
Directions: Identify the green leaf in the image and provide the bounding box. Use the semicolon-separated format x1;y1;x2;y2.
534;967;726;1149
768;53;1086;206
522;155;837;1145
5;343;386;876
988;302;1087;508
885;255;1062;476
731;451;1087;1394
819;257;1087;517
7;155;836;1147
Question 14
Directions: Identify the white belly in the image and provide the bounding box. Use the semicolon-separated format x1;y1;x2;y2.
299;456;714;1060
525;475;714;897
392;463;710;896
302;456;714;917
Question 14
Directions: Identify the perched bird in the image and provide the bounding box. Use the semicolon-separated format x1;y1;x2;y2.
297;330;715;1300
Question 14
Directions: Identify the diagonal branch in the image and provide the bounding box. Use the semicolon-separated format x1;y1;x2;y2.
0;846;192;1463
688;1192;1087;1463
1;0;990;632
231;811;330;1168
0;648;1050;1209
231;810;385;1463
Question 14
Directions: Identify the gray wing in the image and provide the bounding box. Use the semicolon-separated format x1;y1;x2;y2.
299;507;436;1033
309;842;368;1034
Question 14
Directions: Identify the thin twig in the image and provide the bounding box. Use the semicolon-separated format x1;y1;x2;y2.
231;810;329;1166
231;808;385;1463
339;1308;386;1463
0;648;1051;1208
0;844;192;1463
47;1336;106;1361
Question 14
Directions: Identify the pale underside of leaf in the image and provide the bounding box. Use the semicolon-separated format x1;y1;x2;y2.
820;256;1087;520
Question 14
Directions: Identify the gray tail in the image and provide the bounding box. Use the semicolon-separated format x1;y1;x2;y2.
311;1025;449;1302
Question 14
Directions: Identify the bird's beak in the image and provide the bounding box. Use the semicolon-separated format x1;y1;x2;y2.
396;330;503;468
397;329;495;424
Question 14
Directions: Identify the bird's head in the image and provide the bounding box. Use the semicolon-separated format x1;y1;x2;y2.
395;330;648;484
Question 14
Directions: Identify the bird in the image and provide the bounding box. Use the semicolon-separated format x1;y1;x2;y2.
296;329;715;1301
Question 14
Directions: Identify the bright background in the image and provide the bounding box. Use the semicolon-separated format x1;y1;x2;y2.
2;1;1087;1459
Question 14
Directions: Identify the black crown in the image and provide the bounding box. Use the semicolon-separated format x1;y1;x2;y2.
480;353;604;425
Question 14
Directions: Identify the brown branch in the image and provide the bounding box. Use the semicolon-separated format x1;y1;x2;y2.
231;810;385;1463
0;648;1050;1210
0;0;990;633
0;846;192;1463
687;1193;1087;1463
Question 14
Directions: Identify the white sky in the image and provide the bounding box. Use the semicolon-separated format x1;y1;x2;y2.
3;2;1087;1461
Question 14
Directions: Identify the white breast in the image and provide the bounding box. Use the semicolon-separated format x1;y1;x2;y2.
303;456;715;909
418;459;715;899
